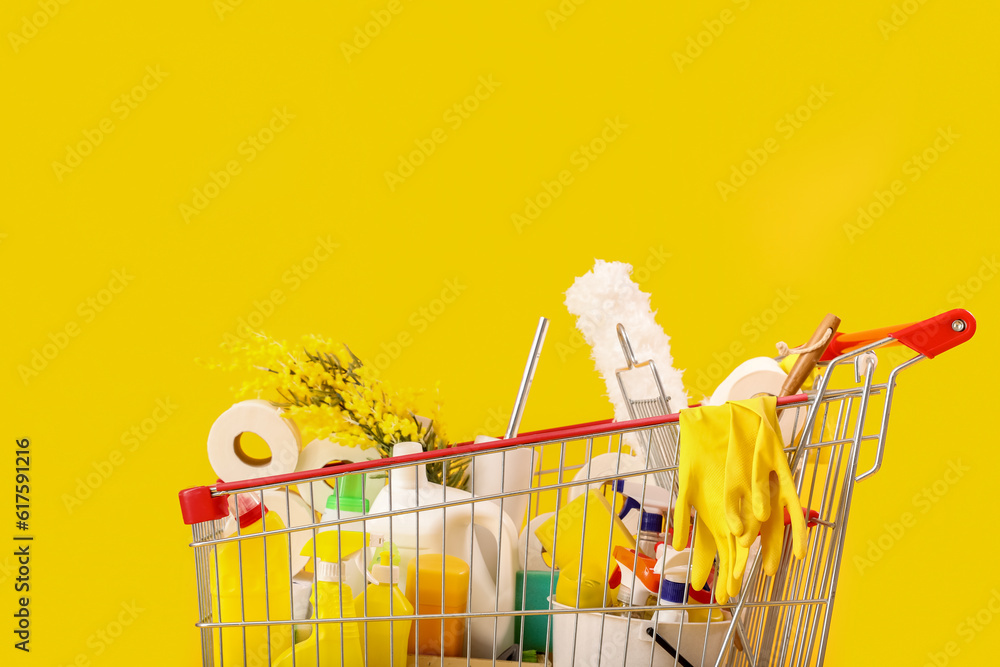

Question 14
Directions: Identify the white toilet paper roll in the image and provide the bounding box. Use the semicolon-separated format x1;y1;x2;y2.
208;400;302;482
707;357;798;443
293;439;383;514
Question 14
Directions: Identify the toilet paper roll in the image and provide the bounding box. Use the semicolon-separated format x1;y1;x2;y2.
293;439;384;514
208;400;302;482
707;357;797;444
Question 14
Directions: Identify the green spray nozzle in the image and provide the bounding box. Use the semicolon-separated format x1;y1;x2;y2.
326;473;370;514
369;541;400;571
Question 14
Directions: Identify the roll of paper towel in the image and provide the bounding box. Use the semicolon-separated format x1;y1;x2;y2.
706;357;798;444
208;400;302;482
293;439;384;514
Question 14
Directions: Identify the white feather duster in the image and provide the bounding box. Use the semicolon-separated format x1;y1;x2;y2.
564;260;689;424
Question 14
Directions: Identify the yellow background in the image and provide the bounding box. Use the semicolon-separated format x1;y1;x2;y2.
3;0;998;665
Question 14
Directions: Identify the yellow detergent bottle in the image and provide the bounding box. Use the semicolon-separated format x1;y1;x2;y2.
535;489;636;607
273;531;365;667
211;494;294;667
354;549;413;667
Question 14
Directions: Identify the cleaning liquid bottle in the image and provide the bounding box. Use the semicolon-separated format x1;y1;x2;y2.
354;548;413;666
272;531;365;667
535;489;636;608
366;441;519;658
612;546;660;611
210;494;294;667
612;478;671;558
319;472;379;594
405;553;470;657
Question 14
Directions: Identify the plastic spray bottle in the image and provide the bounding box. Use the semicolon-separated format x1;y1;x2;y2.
272;531;364;667
612;478;671;558
354;548;413;666
319;472;378;594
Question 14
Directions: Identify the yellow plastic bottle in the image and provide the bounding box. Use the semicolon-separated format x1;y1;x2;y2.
210;495;293;667
405;554;470;657
272;531;365;667
534;490;636;607
354;550;414;666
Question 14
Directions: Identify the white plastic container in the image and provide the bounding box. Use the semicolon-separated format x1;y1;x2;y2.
365;442;520;659
550;599;730;667
472;435;536;530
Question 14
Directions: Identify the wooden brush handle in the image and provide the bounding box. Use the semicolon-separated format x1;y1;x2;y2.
779;314;841;397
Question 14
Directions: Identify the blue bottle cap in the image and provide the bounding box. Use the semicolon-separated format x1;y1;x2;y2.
640;510;664;533
660;578;686;604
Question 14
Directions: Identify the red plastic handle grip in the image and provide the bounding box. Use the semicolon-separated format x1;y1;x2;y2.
818;309;975;362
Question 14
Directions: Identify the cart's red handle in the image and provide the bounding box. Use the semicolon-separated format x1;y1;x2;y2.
818;309;975;362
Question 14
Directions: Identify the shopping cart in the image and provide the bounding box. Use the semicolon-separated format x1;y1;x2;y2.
178;309;975;667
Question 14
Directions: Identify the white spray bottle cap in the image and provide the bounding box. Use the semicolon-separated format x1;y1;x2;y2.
301;530;367;583
371;550;400;585
315;559;343;583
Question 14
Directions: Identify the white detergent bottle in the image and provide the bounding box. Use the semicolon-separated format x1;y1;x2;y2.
366;442;519;658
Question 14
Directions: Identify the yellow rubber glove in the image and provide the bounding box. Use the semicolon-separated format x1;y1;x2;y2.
722;397;807;572
673;404;748;604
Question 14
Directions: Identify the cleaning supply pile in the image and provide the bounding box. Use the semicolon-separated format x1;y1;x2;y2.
189;258;842;666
